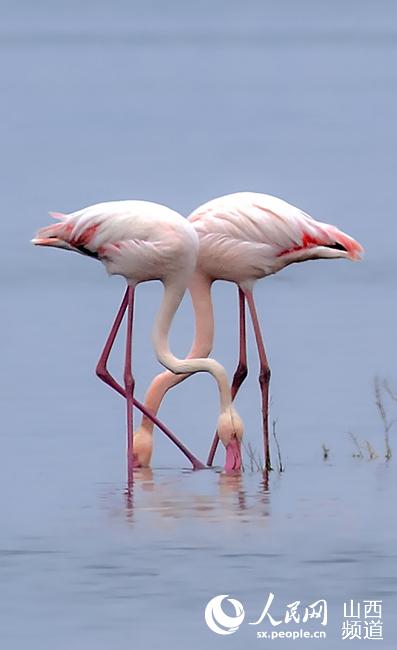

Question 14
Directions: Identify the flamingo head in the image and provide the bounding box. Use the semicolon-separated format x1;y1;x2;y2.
131;426;153;468
217;407;244;473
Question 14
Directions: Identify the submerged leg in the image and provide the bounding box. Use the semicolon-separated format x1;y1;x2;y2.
95;288;205;470
124;287;135;480
245;289;272;472
207;287;248;466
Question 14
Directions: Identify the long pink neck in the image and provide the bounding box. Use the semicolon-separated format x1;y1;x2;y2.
140;271;214;433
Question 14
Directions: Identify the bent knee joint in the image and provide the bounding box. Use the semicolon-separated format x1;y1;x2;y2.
124;372;135;392
259;366;271;384
96;364;108;380
233;362;248;384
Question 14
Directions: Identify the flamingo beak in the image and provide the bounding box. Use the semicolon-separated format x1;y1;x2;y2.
224;438;242;473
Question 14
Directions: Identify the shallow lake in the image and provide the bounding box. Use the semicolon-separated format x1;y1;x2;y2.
1;1;396;648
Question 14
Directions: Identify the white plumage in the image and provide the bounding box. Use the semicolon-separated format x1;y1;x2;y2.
134;192;363;471
32;199;244;475
34;200;199;285
189;192;362;286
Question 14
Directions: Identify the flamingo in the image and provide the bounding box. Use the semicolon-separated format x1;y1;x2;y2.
31;200;243;478
132;192;363;471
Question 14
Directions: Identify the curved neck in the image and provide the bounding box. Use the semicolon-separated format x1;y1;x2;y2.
187;271;215;359
151;277;231;413
141;272;215;431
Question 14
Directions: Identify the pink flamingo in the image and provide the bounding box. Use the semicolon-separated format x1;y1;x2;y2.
132;192;363;471
32;200;243;478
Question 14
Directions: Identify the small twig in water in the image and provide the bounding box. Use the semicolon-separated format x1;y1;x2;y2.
272;419;284;473
374;376;393;460
374;377;393;432
383;379;397;402
349;431;364;459
243;441;262;473
365;440;378;461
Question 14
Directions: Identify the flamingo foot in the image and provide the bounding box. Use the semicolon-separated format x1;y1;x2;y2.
224;438;242;473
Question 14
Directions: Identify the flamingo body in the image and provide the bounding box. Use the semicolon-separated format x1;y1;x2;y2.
32;200;243;476
189;192;362;286
33;200;199;284
135;192;363;470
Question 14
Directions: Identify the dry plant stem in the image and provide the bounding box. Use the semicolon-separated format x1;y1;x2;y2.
374;376;393;460
322;444;330;461
365;440;378;461
383;379;397;402
243;441;262;472
349;432;364;459
374;376;391;431
272;419;284;473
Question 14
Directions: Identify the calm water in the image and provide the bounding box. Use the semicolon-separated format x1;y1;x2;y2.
1;1;396;648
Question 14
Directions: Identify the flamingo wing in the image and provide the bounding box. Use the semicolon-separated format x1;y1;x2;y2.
189;192;362;260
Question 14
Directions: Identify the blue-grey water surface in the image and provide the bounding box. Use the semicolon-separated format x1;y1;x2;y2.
1;1;396;648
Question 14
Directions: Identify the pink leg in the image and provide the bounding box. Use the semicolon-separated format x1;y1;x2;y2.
96;288;205;470
124;287;135;481
207;287;248;466
245;289;272;472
